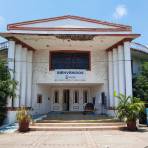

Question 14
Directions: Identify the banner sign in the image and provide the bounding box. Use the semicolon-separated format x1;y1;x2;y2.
146;108;148;125
55;69;86;81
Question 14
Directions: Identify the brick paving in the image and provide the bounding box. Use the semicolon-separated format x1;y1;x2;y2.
0;130;148;148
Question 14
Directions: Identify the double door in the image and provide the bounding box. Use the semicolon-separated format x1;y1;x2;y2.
52;88;90;111
62;88;90;111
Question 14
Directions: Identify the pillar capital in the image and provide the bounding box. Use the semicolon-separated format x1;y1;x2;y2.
8;39;15;42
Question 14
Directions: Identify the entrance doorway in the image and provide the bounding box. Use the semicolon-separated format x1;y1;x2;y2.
63;89;70;111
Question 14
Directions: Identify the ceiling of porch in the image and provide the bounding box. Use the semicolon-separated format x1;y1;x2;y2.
0;33;140;51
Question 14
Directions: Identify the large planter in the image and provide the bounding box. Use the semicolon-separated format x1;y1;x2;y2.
18;120;29;132
127;121;137;131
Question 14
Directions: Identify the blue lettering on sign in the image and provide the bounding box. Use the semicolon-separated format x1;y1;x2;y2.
57;71;84;75
55;70;86;81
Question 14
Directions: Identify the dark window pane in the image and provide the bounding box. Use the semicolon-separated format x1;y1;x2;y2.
74;91;79;103
83;91;88;103
50;52;90;70
37;94;42;103
54;91;59;103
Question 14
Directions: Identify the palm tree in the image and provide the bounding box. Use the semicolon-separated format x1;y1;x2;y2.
114;92;144;130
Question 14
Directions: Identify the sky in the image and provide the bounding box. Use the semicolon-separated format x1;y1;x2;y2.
0;0;148;45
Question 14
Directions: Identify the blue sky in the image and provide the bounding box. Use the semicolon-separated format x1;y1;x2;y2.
0;0;148;45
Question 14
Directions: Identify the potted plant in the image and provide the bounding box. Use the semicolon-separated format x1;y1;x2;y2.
114;92;144;130
16;107;31;132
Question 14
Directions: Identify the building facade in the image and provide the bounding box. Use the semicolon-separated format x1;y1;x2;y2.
131;42;148;77
0;15;145;124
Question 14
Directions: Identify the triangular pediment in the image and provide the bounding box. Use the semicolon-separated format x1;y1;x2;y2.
7;15;131;32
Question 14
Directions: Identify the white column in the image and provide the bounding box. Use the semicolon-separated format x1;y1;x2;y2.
69;89;73;111
7;40;15;107
59;89;63;111
20;47;27;106
79;88;84;111
26;50;33;107
118;45;125;95
14;44;22;107
108;51;114;107
113;48;119;107
124;41;132;96
8;41;15;79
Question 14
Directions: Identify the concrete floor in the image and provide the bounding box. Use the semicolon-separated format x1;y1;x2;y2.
0;130;148;148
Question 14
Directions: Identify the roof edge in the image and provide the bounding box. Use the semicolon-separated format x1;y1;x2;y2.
7;15;132;31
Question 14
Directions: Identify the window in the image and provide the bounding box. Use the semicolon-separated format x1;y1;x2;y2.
37;94;42;103
50;51;90;70
83;90;88;103
54;90;59;103
131;60;134;74
63;90;67;103
101;92;106;106
73;90;79;103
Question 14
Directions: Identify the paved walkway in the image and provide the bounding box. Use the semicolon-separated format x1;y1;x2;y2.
0;130;148;148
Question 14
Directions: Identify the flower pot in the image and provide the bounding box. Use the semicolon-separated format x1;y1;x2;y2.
18;120;29;132
127;121;137;131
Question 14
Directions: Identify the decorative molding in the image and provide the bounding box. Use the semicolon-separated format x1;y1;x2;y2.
7;27;131;32
55;34;95;41
0;32;140;37
53;106;60;111
73;106;79;110
7;15;132;32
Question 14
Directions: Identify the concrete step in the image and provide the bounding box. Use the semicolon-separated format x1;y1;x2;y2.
31;122;125;127
36;119;120;123
30;125;125;131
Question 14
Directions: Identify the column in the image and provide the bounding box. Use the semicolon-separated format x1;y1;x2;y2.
79;88;84;111
59;89;63;111
108;51;114;107
113;48;119;107
20;47;27;106
14;44;22;107
118;45;125;95
26;50;33;107
7;40;15;107
124;41;132;96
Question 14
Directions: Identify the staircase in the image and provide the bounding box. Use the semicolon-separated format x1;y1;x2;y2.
30;113;126;131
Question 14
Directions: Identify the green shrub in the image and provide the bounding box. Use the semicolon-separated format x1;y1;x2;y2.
114;92;144;123
0;59;16;125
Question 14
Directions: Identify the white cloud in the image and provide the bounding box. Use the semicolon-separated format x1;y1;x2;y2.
113;5;127;19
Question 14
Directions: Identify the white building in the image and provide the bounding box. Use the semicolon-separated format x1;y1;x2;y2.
0;15;147;124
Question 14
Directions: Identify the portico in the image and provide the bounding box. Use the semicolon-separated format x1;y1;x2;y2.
0;15;140;123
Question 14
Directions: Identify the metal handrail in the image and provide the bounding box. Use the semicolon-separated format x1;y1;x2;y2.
0;41;9;50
